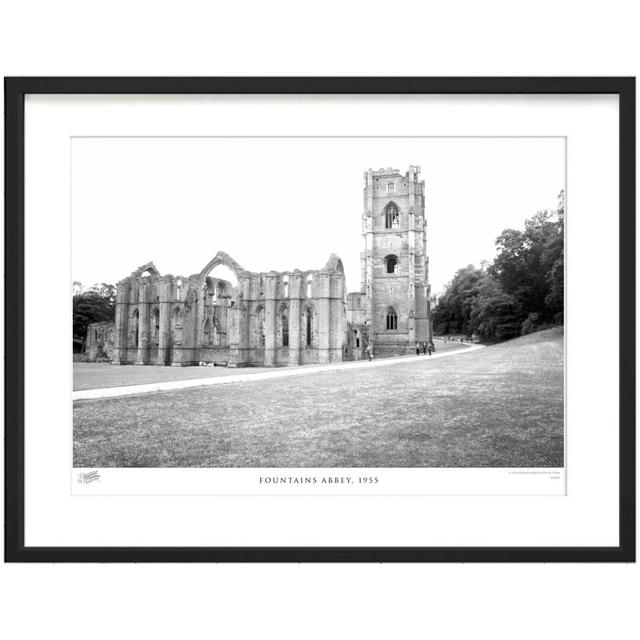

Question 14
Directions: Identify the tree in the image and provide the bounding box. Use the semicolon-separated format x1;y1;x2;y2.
490;195;564;328
432;265;487;335
434;267;523;342
542;191;564;322
73;283;116;351
469;277;523;342
434;190;564;342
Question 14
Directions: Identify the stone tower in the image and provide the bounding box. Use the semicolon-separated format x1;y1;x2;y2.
360;166;432;355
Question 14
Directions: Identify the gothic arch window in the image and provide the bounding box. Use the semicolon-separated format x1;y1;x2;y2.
152;308;160;346
281;307;289;347
212;318;221;345
386;306;398;331
207;277;217;303
255;306;266;347
171;307;183;347
384;254;399;274
305;306;313;347
216;282;226;300
132;309;139;347
384;202;400;229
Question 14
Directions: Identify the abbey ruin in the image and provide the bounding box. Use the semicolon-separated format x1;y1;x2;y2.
85;166;433;366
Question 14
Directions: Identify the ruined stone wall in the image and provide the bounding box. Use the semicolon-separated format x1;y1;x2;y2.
344;321;369;361
103;253;348;368
109;262;232;367
85;321;115;361
346;292;366;325
232;253;347;367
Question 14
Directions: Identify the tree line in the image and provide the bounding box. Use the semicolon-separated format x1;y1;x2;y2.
73;282;116;352
432;191;564;343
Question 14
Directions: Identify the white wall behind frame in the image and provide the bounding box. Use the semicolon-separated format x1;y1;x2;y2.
1;3;638;640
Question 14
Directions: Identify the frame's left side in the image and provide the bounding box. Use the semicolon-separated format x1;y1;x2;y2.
4;78;26;561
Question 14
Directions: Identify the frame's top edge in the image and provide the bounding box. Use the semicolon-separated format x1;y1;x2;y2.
3;76;636;96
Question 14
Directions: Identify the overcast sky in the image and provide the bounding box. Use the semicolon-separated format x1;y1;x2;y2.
72;137;565;296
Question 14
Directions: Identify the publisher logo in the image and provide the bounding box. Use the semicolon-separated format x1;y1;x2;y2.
78;470;101;484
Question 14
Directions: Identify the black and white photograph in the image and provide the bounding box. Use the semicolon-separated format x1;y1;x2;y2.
72;136;565;473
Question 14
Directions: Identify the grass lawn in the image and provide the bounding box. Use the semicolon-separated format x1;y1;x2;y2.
73;340;467;390
73;361;274;391
73;328;564;468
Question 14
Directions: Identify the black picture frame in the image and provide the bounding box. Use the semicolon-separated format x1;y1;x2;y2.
4;77;635;563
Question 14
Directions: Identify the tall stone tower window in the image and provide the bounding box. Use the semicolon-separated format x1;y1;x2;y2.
384;202;400;229
306;275;313;298
283;275;289;298
385;306;398;331
384;254;399;274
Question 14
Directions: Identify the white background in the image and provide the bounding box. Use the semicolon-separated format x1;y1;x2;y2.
1;2;638;639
